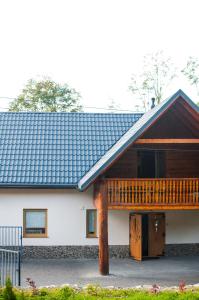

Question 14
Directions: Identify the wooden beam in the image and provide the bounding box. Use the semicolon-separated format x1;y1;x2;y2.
96;180;109;275
108;205;199;211
135;138;199;144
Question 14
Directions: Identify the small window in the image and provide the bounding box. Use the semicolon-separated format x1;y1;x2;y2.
23;209;47;238
86;209;97;238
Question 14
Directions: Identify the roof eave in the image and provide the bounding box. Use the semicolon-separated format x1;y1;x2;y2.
0;183;77;189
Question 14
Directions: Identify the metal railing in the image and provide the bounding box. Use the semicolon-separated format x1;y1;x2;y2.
0;226;22;286
0;249;21;286
0;226;22;253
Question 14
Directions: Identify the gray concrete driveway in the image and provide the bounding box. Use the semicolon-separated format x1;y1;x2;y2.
22;257;199;288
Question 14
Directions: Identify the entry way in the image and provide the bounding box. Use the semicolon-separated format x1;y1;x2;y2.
129;213;165;261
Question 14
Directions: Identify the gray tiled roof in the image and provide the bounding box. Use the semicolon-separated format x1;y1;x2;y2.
0;112;142;187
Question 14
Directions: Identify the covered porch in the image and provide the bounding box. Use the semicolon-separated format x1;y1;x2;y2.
94;140;199;275
94;143;199;274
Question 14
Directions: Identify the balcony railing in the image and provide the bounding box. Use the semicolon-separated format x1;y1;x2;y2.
107;178;199;208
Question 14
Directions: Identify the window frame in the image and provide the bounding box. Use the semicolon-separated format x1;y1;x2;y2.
86;209;97;238
23;209;48;238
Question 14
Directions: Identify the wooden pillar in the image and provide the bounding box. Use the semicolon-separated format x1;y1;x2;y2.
95;180;109;275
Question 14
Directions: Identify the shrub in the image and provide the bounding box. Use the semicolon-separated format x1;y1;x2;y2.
2;278;16;300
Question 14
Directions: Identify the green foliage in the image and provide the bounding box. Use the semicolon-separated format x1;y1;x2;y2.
1;284;199;300
9;77;82;112
2;278;16;300
182;57;199;107
57;287;74;300
129;50;177;110
182;57;199;89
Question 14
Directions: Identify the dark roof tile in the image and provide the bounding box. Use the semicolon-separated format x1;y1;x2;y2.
0;112;142;186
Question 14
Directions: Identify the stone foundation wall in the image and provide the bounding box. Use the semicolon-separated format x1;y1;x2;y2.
165;243;199;256
22;244;199;259
22;245;130;259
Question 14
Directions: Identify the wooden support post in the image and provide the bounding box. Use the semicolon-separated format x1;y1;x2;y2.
95;180;109;275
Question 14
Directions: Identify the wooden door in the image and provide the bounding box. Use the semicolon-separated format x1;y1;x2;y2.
148;213;165;257
129;214;142;261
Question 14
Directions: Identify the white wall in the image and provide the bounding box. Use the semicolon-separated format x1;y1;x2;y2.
165;211;199;244
0;188;199;245
0;188;129;246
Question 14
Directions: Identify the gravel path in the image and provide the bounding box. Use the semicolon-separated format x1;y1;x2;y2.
22;256;199;288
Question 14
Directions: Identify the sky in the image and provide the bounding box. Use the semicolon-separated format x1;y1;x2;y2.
0;0;199;112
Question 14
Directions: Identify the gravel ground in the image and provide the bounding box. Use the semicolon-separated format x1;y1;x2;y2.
22;256;199;288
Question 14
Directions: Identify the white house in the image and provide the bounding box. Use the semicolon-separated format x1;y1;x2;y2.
0;90;198;274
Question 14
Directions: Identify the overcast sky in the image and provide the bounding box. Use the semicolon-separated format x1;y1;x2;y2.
0;0;199;112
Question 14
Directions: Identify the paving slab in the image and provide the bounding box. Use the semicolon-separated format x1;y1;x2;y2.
22;256;199;288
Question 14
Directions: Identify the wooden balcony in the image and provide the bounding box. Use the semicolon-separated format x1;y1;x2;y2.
107;178;199;210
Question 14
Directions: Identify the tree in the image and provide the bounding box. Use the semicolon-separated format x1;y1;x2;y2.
9;77;82;112
129;51;177;110
182;57;199;97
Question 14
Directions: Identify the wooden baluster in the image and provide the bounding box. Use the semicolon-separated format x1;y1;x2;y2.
128;181;131;204
173;180;175;205
165;180;168;205
162;180;165;205
131;180;133;204
180;179;182;204
188;179;190;204
183;180;185;204
163;179;165;205
145;180;148;205
134;180;136;204
161;180;163;204
143;180;145;205
117;180;119;204
120;180;122;204
141;180;143;205
171;180;173;205
190;179;193;204
131;180;134;204
113;180;115;204
153;180;155;205
184;179;186;204
158;180;161;204
139;180;141;204
176;180;179;205
195;179;199;204
192;179;194;204
125;180;128;204
167;180;169;204
148;180;150;204
123;181;125;204
127;181;129;204
186;179;188;204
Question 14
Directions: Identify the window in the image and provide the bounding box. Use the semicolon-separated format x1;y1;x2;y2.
86;209;97;238
23;209;48;238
